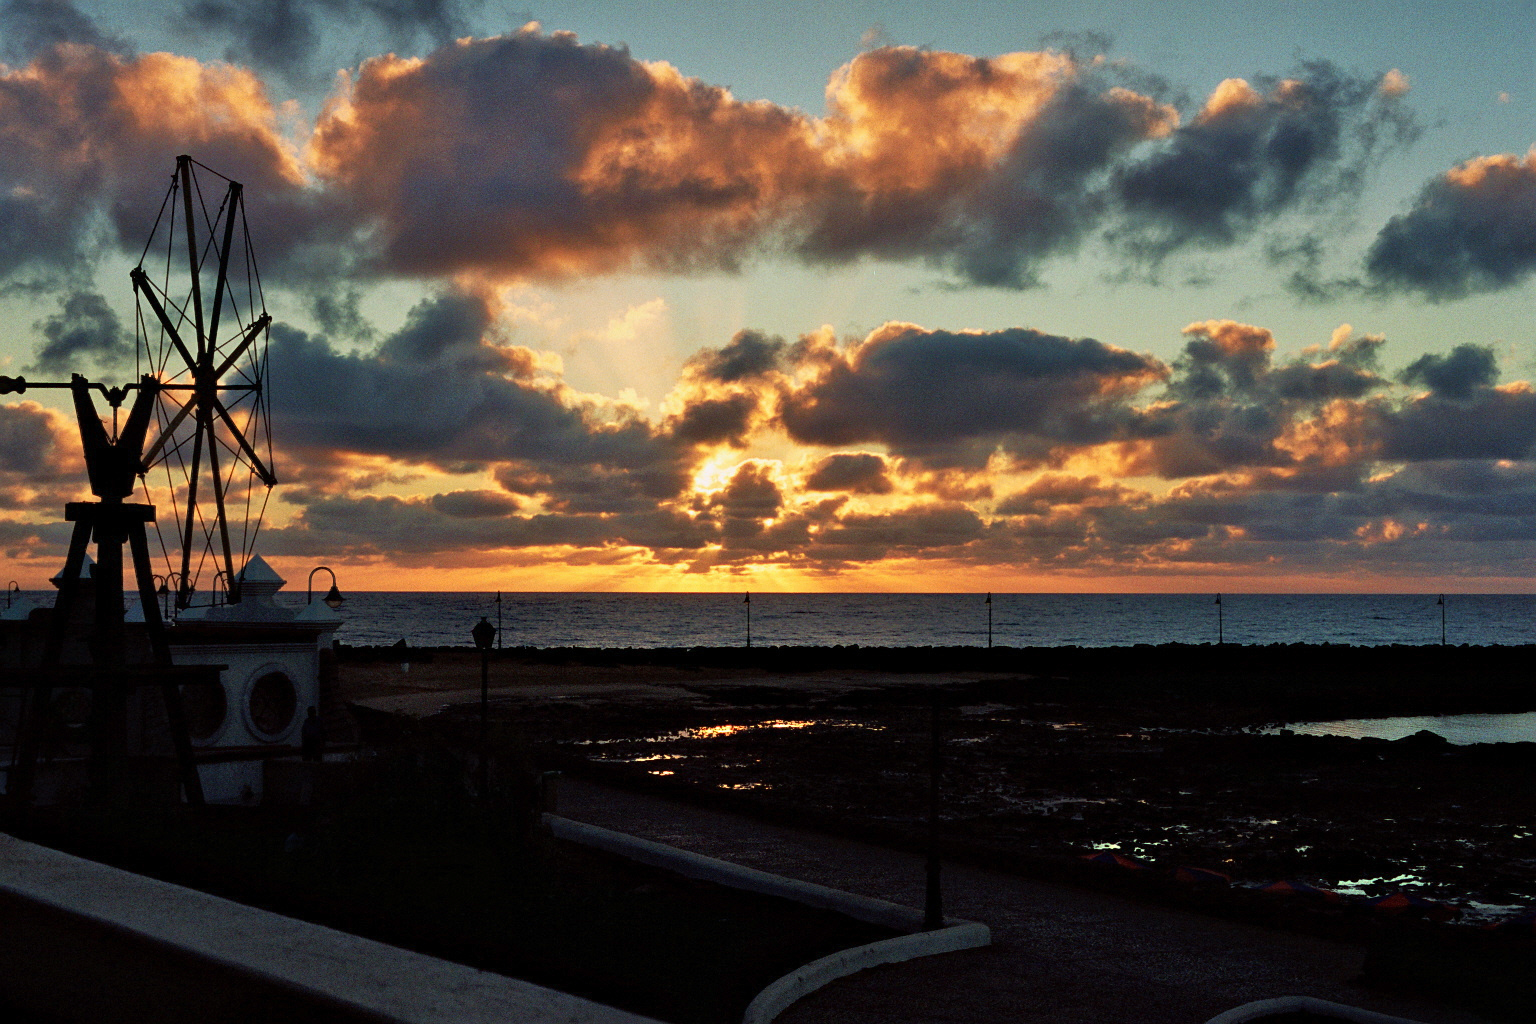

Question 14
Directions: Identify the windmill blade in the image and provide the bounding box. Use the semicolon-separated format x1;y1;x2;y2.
213;396;277;487
204;181;243;358
141;391;198;467
177;412;207;602
130;268;199;375
178;155;208;362
213;314;272;381
202;404;237;597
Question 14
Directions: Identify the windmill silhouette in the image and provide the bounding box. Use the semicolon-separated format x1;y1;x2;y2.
1;156;278;808
131;155;276;608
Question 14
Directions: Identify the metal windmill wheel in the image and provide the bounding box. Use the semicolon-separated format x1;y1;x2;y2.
132;155;277;608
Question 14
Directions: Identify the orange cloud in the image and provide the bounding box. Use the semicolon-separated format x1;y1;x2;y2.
306;31;1177;286
0;42;304;274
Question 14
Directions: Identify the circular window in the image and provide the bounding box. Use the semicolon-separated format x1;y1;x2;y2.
247;671;297;741
180;682;227;742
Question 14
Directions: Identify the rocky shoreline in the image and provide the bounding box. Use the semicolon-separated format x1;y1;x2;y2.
342;641;1536;921
341;643;1536;921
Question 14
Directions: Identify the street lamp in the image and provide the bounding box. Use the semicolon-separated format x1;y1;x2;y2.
472;616;496;798
6;581;18;609
162;571;186;617
307;566;345;609
213;569;235;606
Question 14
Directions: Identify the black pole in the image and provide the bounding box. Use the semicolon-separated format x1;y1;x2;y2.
986;593;992;649
1216;593;1223;645
745;591;751;649
924;695;944;930
1439;594;1446;646
479;645;489;798
496;590;502;650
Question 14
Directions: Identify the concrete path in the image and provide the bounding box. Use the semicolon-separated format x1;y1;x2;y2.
555;778;1496;1024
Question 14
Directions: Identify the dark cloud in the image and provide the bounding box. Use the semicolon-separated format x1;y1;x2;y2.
305;39;1423;294
707;462;783;529
268;290;703;512
1400;344;1499;400
664;329;784;448
309;28;817;280
0;32;1425;294
664;393;761;448
306;287;377;344
1380;384;1536;462
0;400;82;513
793;52;1175;288
778;322;1165;465
1112;64;1414;263
0;41;320;283
429;488;520;518
1366;148;1536;299
995;473;1132;516
685;329;785;383
804;453;892;494
28;290;131;373
261;491;716;562
0;1;122;62
1118;320;1391;479
808;503;986;562
0;400;63;475
175;0;476;80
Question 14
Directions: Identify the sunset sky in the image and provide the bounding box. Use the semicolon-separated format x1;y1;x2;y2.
0;0;1532;592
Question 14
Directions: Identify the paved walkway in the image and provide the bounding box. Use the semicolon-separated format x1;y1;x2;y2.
555;778;1496;1024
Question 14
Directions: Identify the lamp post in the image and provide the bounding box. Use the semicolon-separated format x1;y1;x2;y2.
6;581;18;609
924;694;944;930
472;616;496;798
985;592;992;649
213;569;234;606
307;566;345;609
1437;594;1446;646
162;571;186;619
744;591;751;648
495;590;503;650
1215;593;1223;645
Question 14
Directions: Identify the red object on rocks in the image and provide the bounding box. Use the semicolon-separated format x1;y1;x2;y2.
1080;851;1146;870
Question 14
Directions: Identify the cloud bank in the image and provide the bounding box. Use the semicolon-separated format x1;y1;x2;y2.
0;25;1439;291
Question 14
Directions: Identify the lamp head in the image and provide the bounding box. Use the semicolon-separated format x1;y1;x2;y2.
324;583;345;610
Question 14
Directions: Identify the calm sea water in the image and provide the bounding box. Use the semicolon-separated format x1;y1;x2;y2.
247;592;1536;649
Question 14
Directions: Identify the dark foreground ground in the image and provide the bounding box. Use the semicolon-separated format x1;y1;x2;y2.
340;642;1536;1020
349;643;1536;916
556;776;1505;1024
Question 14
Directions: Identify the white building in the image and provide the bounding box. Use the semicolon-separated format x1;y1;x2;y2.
158;556;344;803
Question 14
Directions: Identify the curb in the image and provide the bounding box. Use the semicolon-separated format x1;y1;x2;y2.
740;922;991;1024
545;815;992;1024
0;832;662;1024
1204;995;1428;1023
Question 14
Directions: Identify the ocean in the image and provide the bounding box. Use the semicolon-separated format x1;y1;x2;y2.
253;591;1536;649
